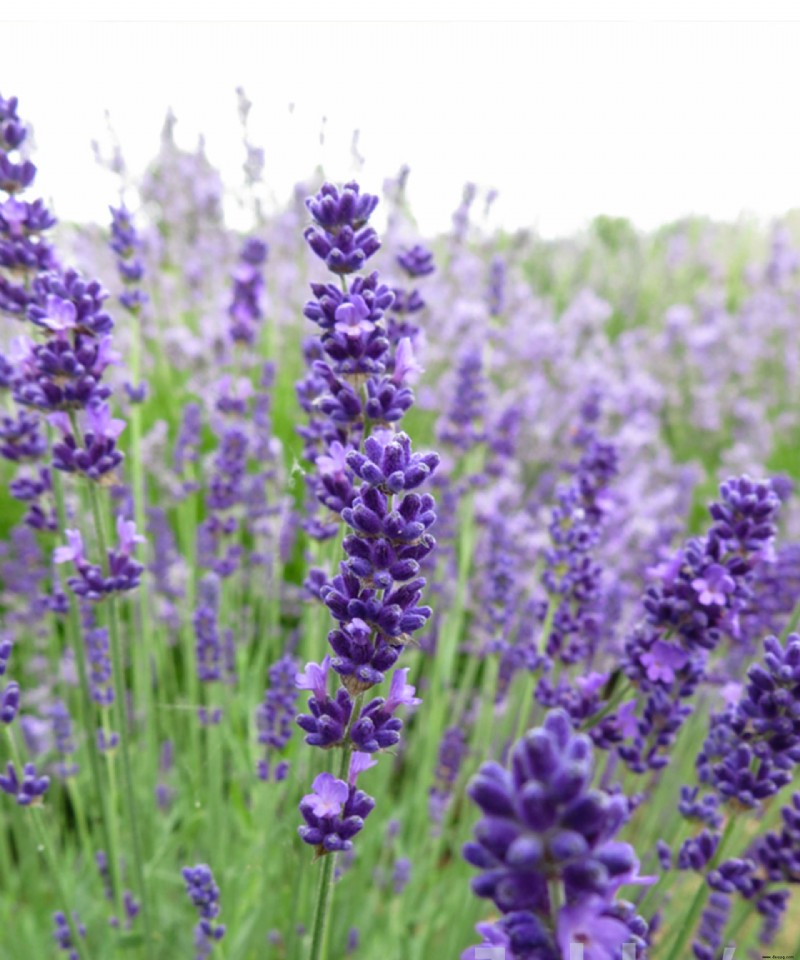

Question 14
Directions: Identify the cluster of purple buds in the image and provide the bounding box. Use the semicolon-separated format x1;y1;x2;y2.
52;911;86;960
0;680;19;723
0;97;62;534
0;760;49;805
487;254;506;317
298;752;376;853
48;700;78;778
82;604;114;707
0;635;11;675
296;181;426;536
0;93;57;317
255;653;297;781
196;378;257;578
109;205;148;314
707;790;800;945
462;710;651;959
436;344;486;451
228;236;267;345
430;726;468;829
0;410;46;462
539;430;618;667
697;633;800;809
49;403;125;483
597;476;781;772
304;181;380;275
386;243;435;347
12;286;115;416
182;864;226;958
54;518;144;601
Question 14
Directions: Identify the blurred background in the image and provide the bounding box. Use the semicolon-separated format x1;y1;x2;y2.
5;13;800;238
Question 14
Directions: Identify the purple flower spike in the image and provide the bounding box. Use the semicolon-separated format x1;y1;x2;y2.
298;769;375;854
463;709;650;955
182;864;225;957
396;244;435;278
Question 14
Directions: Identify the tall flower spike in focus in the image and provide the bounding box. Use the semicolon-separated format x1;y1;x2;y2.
462;709;652;959
296;181;438;960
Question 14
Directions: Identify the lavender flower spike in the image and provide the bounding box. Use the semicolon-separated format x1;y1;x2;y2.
462;709;651;958
182;864;225;959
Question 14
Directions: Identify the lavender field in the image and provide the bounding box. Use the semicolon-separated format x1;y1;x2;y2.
1;87;800;960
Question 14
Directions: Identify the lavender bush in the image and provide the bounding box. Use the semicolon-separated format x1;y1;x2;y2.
1;88;800;960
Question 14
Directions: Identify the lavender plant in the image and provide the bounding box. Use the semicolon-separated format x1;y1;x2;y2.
2;88;800;960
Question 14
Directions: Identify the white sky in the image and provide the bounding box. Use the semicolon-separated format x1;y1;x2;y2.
5;6;800;237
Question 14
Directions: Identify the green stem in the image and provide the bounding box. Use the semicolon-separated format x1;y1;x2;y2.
87;483;154;959
31;806;93;960
308;845;336;960
52;468;123;916
5;730;91;960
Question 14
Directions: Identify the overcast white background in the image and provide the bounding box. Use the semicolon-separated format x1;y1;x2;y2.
5;8;800;237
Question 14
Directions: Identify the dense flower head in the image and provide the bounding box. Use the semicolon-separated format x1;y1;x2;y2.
349;668;421;752
0;410;46;462
0;636;12;676
49;403;125;481
397;244;435;278
327;618;402;693
109;205;148;313
296;655;354;748
696;633;800;808
430;726;468;826
298;755;376;853
228;235;267;345
13;331;115;412
28;270;114;337
182;864;225;957
611;476;782;772
256;654;298;781
0;760;50;804
306;181;380;233
437;344;486;449
304;182;381;275
53;520;145;600
464;710;636;912
52;911;86;960
0;680;20;723
346;431;439;494
463;710;651;959
0;94;26;150
321;566;432;638
305;273;395;333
